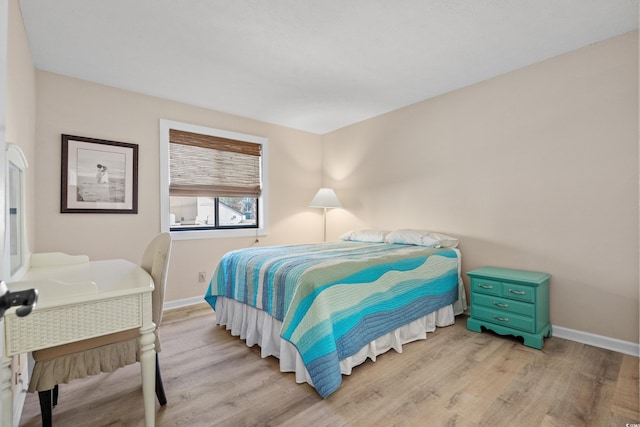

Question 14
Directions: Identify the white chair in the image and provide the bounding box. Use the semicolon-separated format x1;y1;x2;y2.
29;233;172;426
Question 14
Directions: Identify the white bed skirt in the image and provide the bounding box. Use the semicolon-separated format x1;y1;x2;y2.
214;296;460;388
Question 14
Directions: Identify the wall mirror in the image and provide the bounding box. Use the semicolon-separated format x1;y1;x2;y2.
6;143;28;278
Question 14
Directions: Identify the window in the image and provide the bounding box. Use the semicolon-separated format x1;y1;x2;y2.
160;120;268;240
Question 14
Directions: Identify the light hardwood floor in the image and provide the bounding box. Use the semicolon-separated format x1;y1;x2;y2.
18;304;639;427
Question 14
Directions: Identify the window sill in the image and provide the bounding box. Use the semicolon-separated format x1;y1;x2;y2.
169;227;267;241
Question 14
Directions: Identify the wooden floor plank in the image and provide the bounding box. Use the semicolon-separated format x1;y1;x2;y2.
18;307;640;427
612;353;640;419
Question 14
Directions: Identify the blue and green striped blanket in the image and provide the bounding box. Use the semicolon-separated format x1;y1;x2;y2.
205;242;459;397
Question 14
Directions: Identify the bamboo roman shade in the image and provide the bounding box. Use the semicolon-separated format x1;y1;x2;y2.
169;129;262;198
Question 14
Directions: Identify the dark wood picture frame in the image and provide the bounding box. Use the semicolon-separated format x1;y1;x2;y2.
61;134;138;214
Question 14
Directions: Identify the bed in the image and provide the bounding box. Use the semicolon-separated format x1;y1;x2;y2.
204;230;466;398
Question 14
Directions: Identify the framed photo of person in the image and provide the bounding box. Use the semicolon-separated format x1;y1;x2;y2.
61;134;138;213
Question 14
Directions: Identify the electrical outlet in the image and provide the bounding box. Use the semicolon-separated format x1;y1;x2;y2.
198;272;206;282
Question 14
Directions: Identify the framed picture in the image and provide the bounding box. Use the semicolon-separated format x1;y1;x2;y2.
61;134;138;213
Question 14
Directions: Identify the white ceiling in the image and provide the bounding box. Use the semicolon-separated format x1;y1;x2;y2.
18;0;639;135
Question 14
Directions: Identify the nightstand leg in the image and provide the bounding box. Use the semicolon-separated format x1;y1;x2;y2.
523;335;543;350
467;317;483;333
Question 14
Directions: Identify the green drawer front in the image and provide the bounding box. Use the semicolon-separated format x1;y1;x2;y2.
501;283;535;303
472;306;535;333
471;278;501;296
473;293;535;318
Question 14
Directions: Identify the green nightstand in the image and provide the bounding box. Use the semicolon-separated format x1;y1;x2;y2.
466;266;551;349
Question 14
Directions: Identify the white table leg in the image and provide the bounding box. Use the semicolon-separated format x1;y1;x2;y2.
1;355;12;427
139;321;156;427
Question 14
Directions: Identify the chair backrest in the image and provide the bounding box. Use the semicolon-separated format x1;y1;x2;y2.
141;232;172;329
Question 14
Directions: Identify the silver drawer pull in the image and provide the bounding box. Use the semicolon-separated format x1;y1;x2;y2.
493;315;509;322
508;289;526;295
493;301;509;308
479;284;493;289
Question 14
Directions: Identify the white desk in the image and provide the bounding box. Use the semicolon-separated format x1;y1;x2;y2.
2;257;156;427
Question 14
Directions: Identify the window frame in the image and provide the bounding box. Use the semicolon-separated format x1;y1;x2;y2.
160;119;268;240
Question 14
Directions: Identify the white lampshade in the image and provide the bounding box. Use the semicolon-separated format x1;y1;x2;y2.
309;188;342;208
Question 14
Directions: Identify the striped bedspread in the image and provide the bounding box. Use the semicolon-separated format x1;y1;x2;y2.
205;242;459;397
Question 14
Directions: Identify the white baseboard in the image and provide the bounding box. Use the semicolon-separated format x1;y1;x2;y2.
553;325;639;357
164;296;208;311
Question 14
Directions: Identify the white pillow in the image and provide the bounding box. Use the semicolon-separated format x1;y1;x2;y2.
340;229;388;243
384;229;437;247
427;232;459;248
384;229;459;248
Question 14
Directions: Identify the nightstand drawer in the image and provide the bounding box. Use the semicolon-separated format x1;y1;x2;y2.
472;306;535;333
470;278;502;296
502;283;535;303
472;293;534;318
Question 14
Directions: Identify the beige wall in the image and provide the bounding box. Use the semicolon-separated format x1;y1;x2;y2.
323;31;639;344
6;0;36;259
9;1;639;344
33;72;323;303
